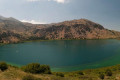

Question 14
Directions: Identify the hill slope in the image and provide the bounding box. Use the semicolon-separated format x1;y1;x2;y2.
34;19;120;40
0;16;120;43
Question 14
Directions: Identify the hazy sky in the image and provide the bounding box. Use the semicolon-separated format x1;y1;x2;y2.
0;0;120;31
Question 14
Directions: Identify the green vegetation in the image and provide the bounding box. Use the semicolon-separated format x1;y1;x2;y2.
98;73;105;80
1;62;120;80
76;71;84;75
55;72;64;77
105;69;112;76
0;62;8;71
22;75;42;80
21;63;51;74
40;65;51;74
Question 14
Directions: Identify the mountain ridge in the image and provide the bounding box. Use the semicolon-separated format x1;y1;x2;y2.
0;16;120;43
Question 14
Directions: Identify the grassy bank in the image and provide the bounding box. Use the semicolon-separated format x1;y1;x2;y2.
1;62;120;80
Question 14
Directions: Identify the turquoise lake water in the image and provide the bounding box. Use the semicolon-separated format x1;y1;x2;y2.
0;39;120;72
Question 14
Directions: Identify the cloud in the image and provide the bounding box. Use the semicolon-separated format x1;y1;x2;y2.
54;0;65;3
27;0;69;4
21;20;46;24
27;0;40;2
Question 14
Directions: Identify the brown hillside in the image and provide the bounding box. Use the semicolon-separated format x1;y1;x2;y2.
0;16;120;43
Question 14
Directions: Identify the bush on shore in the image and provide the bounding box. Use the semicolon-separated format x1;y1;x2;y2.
40;65;51;74
55;73;64;77
105;69;112;76
98;73;105;80
76;71;84;75
0;62;8;71
21;63;51;74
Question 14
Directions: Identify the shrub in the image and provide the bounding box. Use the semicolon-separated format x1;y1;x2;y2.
40;65;51;74
21;63;51;74
98;73;104;80
22;75;42;80
56;73;64;77
0;62;8;71
105;69;112;76
76;71;84;75
22;63;41;74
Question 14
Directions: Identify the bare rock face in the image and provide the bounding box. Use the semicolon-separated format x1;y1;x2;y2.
0;16;120;43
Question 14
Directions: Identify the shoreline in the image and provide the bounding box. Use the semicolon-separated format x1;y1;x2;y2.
3;61;120;72
0;38;118;45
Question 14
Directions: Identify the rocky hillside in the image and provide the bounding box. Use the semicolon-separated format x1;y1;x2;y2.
33;19;120;40
0;16;47;43
0;16;120;43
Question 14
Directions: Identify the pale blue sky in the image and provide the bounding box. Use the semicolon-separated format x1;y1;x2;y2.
0;0;120;31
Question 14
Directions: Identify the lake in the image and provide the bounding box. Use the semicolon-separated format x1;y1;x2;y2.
0;39;120;72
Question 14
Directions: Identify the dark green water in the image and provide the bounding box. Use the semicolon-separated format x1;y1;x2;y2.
0;40;120;72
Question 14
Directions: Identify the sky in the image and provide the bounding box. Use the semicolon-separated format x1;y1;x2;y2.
0;0;120;31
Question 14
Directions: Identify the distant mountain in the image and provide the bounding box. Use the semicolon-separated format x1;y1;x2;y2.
0;15;6;20
0;16;120;43
0;16;48;43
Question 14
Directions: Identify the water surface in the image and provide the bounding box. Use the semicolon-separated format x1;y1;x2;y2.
0;39;120;72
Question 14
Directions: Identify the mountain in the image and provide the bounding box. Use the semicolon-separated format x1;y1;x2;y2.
0;16;35;43
0;15;6;20
33;19;120;40
0;16;120;43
